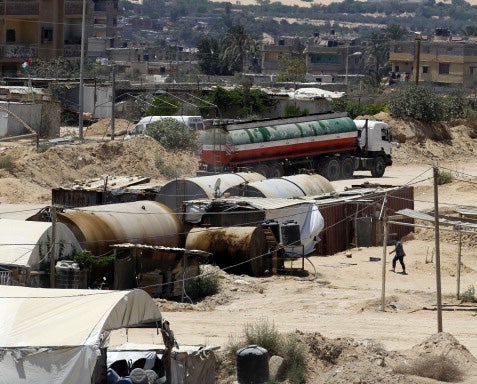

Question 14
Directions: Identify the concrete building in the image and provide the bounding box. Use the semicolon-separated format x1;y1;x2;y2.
389;31;477;86
0;0;119;76
261;36;305;74
304;32;363;82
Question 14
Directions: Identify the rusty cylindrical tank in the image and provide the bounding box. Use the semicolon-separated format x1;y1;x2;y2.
185;227;269;276
58;200;183;256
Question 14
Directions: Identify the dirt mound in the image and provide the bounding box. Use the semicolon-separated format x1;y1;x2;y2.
361;113;477;165
0;134;199;204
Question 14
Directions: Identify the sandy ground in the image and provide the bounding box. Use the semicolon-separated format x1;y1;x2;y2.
109;160;477;351
0;114;475;382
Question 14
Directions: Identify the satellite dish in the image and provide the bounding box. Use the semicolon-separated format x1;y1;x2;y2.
213;178;221;198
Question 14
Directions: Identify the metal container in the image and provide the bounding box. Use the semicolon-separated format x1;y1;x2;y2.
282;174;334;195
236;345;269;384
185;226;269;276
224;173;334;198
156;172;265;212
58;200;183;256
281;220;301;246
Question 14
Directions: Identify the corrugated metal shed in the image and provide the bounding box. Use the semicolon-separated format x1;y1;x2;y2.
52;176;156;208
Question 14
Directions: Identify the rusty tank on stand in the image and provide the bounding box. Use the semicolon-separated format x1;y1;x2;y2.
57;200;183;256
185;226;269;276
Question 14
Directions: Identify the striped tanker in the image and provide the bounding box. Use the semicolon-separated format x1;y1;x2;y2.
198;112;393;180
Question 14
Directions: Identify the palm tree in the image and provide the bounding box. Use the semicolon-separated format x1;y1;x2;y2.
220;25;253;74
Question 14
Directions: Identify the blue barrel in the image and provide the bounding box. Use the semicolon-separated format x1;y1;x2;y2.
260;220;280;243
236;345;269;384
281;220;301;246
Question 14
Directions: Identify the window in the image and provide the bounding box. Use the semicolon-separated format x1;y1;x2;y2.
6;29;15;43
471;66;477;75
42;28;53;43
439;63;450;74
422;66;429;74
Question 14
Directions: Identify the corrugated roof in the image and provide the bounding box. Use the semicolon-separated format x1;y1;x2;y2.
397;208;477;229
61;175;151;191
184;196;316;210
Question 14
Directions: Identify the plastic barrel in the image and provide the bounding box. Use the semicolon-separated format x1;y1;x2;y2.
260;219;280;243
236;345;269;384
280;220;301;246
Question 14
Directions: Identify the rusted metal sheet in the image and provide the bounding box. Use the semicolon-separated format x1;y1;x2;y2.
185;226;269;276
58;201;183;256
52;176;154;208
315;203;348;256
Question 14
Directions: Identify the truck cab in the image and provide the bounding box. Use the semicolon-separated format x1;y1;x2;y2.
354;119;393;177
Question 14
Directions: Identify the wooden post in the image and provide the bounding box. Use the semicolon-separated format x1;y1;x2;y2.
50;205;57;288
456;224;462;300
433;166;443;332
380;218;388;312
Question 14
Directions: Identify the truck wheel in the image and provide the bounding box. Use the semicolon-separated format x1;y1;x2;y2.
269;162;284;178
325;158;341;181
371;157;386;177
340;157;354;179
254;163;270;178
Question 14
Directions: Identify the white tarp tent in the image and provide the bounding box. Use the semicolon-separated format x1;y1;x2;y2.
0;286;161;384
0;219;81;269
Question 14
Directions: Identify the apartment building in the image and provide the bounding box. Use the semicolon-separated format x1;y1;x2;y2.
304;32;363;81
389;31;477;86
0;0;119;76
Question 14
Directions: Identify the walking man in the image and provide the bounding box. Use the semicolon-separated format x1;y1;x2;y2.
389;238;406;274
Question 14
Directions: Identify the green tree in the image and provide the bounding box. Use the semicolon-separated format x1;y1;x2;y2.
146;95;180;116
276;53;307;83
197;37;222;75
202;86;276;119
146;118;197;151
388;85;444;122
219;25;253;73
385;24;409;41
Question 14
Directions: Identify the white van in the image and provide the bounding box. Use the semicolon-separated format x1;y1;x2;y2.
126;116;205;139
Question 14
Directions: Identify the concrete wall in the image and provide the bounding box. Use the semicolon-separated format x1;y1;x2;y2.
0;102;42;137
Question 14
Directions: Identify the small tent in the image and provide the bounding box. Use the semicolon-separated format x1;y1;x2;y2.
0;286;161;384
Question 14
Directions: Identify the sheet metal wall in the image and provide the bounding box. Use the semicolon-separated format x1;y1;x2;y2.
315;186;414;256
52;188;157;208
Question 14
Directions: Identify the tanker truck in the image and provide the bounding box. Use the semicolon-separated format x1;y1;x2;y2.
197;112;392;180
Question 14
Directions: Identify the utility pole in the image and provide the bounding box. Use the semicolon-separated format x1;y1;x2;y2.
111;65;116;140
433;166;443;332
50;206;57;288
414;32;422;85
78;0;87;141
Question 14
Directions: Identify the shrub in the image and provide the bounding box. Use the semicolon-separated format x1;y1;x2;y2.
437;169;454;185
239;320;308;383
461;285;475;302
394;355;463;382
283;333;307;384
284;104;309;117
331;97;386;119
388;84;444;123
244;318;282;356
188;266;221;298
146;118;197;151
0;155;13;171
